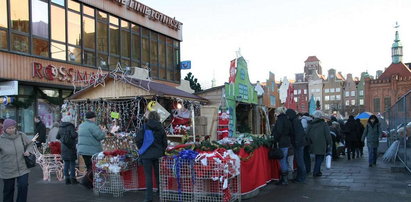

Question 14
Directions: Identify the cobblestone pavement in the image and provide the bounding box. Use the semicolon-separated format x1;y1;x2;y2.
1;153;411;202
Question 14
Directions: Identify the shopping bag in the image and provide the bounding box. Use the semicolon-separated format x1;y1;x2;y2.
326;155;332;169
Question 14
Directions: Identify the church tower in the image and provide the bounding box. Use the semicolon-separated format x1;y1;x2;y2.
392;22;403;64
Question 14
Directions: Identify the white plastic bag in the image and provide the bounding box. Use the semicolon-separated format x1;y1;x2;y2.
326;155;332;169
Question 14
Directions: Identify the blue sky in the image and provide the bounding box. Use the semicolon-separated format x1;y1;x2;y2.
140;0;411;88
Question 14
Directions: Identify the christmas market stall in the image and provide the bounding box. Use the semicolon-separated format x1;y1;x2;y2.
67;69;207;197
193;56;281;198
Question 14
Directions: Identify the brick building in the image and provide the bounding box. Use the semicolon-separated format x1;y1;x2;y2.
323;69;345;115
365;29;411;114
293;73;309;113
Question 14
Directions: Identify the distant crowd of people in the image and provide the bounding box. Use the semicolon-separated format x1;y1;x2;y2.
271;107;382;185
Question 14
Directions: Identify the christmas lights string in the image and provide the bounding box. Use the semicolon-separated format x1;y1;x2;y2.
71;63;153;95
67;96;202;135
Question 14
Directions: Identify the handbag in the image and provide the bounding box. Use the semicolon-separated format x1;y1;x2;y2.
268;143;284;159
21;135;36;168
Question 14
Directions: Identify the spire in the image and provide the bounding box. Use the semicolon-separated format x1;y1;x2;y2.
392;22;403;64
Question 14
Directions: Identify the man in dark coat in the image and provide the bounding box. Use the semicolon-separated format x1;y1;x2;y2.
343;116;358;160
56;115;78;185
286;109;306;183
34;116;46;148
271;107;292;185
135;111;167;202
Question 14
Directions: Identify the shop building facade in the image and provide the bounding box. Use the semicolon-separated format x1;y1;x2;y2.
0;0;183;134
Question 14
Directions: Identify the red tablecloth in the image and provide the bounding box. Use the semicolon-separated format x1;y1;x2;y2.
238;147;280;194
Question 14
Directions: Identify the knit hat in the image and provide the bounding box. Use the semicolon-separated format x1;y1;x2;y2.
3;119;17;133
61;114;73;123
85;111;96;119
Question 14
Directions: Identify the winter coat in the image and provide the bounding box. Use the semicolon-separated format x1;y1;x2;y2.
271;113;292;148
47;127;59;142
56;122;78;161
300;116;313;133
135;119;168;159
307;118;331;155
286;109;306;148
361;123;381;149
343;118;358;142
35;121;47;143
0;131;35;179
77;120;105;156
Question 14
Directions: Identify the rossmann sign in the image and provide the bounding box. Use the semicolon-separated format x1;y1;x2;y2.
32;62;102;84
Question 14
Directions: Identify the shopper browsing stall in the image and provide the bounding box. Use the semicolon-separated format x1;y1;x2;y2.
77;111;107;189
0;119;37;202
57;115;79;185
135;111;168;202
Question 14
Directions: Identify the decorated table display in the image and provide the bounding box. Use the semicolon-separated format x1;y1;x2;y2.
160;134;281;201
93;133;140;197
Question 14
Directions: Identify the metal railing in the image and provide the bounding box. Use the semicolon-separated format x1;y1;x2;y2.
383;90;411;173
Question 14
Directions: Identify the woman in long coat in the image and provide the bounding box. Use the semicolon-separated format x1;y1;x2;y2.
56;115;79;184
361;115;381;167
307;111;331;177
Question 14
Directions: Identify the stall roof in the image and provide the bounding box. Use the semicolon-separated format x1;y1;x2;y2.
69;75;208;102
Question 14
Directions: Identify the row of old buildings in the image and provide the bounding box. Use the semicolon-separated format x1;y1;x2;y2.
255;28;411;118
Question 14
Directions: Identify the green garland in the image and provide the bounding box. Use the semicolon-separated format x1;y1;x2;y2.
11;87;65;109
194;135;274;154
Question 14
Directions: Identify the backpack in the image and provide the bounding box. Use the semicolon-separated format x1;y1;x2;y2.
138;125;154;155
61;129;75;148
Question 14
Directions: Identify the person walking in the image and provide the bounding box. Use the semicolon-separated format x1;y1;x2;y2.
0;119;36;202
135;111;168;202
361;115;381;167
343;116;358;160
300;113;313;174
56;115;79;185
286;109;307;183
271;107;292;185
77;112;106;189
34;116;47;148
355;119;365;157
307;111;331;177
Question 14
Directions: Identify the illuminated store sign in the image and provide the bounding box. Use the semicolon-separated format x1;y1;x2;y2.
109;0;182;30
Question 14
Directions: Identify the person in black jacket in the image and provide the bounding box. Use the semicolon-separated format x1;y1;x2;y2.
271;107;292;185
34;116;46;148
56;115;79;185
286;109;306;183
355;119;365;157
135;111;168;202
343;116;358;160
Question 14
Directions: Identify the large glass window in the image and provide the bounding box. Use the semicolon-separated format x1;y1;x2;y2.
97;21;108;53
83;16;95;49
384;97;391;111
0;30;7;49
84;50;95;66
109;25;119;55
141;37;149;67
32;0;49;38
51;5;66;42
121;28;130;58
51;42;66;60
0;0;8;28
67;11;81;46
52;0;65;7
150;33;158;78
10;0;29;33
131;33;141;64
68;45;81;63
159;35;166;80
83;5;94;17
11;33;29;53
68;0;80;12
173;40;180;81
32;38;49;57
